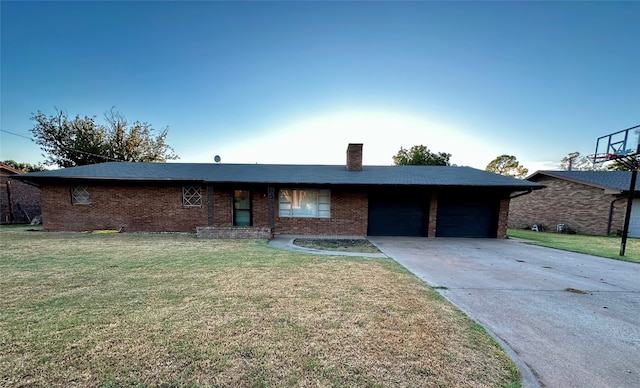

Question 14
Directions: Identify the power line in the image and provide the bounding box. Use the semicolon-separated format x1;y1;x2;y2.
1;129;34;141
1;129;124;163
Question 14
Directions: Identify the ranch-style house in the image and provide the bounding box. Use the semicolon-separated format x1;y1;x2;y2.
15;144;542;238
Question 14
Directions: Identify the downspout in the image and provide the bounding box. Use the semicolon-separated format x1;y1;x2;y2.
607;196;627;235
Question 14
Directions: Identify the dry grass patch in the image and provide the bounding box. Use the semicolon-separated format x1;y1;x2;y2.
293;238;382;253
0;227;519;387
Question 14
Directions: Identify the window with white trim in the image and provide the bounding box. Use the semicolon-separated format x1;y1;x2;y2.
182;186;202;206
279;189;330;218
71;185;90;205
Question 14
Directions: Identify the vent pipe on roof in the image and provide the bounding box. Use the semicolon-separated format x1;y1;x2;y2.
346;143;363;171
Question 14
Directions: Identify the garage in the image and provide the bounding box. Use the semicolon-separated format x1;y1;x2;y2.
436;200;498;238
367;192;428;236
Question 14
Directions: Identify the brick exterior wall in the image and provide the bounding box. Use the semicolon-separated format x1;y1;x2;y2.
428;193;438;237
41;184;208;232
212;190;232;226
497;198;510;238
196;226;273;239
39;184;368;235
0;174;41;224
39;182;508;238
508;176;626;235
251;190;269;227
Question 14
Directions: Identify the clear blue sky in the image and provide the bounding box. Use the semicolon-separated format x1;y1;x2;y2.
2;1;638;171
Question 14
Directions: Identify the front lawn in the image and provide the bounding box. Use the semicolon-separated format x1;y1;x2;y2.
0;227;519;387
507;229;640;264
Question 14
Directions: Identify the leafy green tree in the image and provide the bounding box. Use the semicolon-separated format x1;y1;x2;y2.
1;160;46;172
605;159;634;171
103;108;176;163
393;145;451;166
30;108;178;168
486;155;528;178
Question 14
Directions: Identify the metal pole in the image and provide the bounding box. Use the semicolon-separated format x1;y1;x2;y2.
620;168;638;256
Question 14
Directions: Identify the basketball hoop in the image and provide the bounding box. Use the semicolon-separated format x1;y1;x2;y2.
593;124;640;257
589;153;618;165
594;125;640;165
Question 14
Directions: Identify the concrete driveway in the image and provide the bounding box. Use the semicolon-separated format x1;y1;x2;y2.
367;237;640;388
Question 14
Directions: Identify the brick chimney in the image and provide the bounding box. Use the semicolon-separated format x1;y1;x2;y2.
346;143;363;171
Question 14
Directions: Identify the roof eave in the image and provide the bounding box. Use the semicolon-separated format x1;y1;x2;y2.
12;176;206;184
527;171;617;191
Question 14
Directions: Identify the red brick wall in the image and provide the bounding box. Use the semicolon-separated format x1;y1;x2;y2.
275;189;368;235
39;182;508;237
497;198;510;238
251;190;269;226
1;176;41;224
41;184;208;232
212;190;232;226
508;176;625;235
427;193;438;237
196;226;272;239
41;184;368;235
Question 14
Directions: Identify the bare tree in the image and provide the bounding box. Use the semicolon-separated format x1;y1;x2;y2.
559;152;605;171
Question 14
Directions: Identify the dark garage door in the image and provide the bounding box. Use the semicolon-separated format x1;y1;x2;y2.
436;202;497;238
368;195;427;236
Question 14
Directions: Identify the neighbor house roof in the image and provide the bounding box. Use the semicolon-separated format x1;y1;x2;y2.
16;162;542;191
527;170;640;192
0;163;24;175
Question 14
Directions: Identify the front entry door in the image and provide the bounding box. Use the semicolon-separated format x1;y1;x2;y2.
234;190;251;226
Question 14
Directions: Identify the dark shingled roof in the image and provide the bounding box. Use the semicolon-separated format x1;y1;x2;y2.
16;162;543;190
528;170;639;191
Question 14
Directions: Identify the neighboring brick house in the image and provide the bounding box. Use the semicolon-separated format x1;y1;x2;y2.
0;164;42;224
509;170;640;236
15;144;541;238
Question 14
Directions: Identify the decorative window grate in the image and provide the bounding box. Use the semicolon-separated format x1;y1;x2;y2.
71;185;90;205
183;186;202;206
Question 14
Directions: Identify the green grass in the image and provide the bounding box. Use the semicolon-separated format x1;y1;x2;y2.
0;223;41;230
0;226;520;387
507;229;640;264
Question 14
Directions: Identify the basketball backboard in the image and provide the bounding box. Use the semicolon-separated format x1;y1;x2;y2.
593;124;640;256
593;125;640;164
